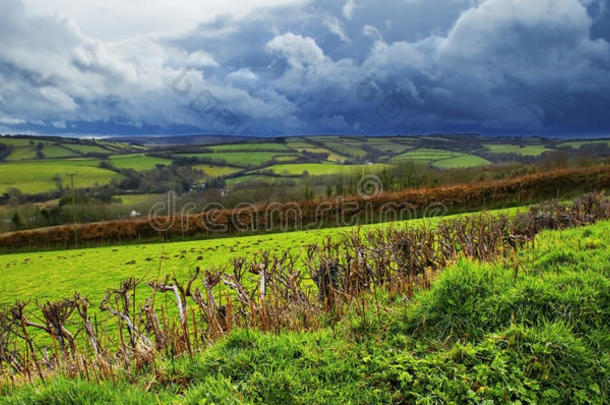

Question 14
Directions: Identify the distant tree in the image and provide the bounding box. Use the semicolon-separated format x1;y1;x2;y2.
36;150;45;159
36;142;44;150
11;212;22;227
0;143;12;161
52;173;64;191
4;188;24;205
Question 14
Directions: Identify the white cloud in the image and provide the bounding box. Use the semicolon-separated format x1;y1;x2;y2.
0;0;609;135
343;0;357;20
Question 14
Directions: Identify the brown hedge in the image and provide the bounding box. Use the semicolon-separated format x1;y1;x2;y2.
1;165;608;250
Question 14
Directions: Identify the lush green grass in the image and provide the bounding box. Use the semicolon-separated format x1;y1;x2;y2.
366;138;411;153
317;138;368;158
178;152;297;166
273;155;300;162
117;194;164;206
193;164;243;178
109;154;172;170
0;137;36;147
432;154;491;168
557;140;610;149
208;143;289;152
261;163;390;176
5;146;38;161
3;220;608;404
0;206;524;306
0;159;119;194
40;145;79;158
483;143;552;156
392;147;455;162
63;144;111;155
391;148;490;168
285;139;347;162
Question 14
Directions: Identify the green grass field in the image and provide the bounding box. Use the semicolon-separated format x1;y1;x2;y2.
208;142;290;152
432;154;491;168
117;194;164;206
2;219;607;403
483;143;552;156
194;164;243;178
0;159;119;194
557;139;610;149
5;146;39;161
317;138;368;158
0;206;524;306
391;148;490;168
63;144;112;155
109;154;172;170
40;145;79;158
261;163;390;176
365;138;411;153
178;152;298;166
285;138;348;162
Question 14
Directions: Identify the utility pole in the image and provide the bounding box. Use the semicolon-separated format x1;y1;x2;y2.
67;173;78;248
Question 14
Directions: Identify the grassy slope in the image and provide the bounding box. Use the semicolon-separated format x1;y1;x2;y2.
433;154;491;168
178;152;297;166
261;163;390;176
392;148;490;168
109;154;172;170
557;140;610;149
0;159;119;193
208;143;290;152
0;206;525;306
484;144;552;156
193;164;243;177
3;220;608;404
118;194;164;206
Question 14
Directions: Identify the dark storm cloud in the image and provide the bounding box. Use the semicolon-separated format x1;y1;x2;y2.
0;0;609;136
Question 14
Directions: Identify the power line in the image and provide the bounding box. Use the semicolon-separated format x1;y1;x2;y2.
67;173;78;248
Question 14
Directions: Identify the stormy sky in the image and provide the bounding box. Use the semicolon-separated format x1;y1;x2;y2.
0;0;609;137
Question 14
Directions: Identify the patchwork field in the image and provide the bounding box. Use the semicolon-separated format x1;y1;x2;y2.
557;139;610;149
261;163;390;176
177;151;298;166
117;193;164;206
483;143;552;156
208;142;290;152
194;164;243;177
392;148;490;168
0;159;119;193
109;154;172;170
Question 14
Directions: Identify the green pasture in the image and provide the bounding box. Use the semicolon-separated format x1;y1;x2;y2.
432;154;491;168
117;194;164;206
261;163;390;176
208;142;290;152
194;164;243;178
391;148;490;168
3;219;609;404
177;152;297;166
483;143;551;156
0;205;526;306
109;154;172;170
0;159;118;194
557;139;610;149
